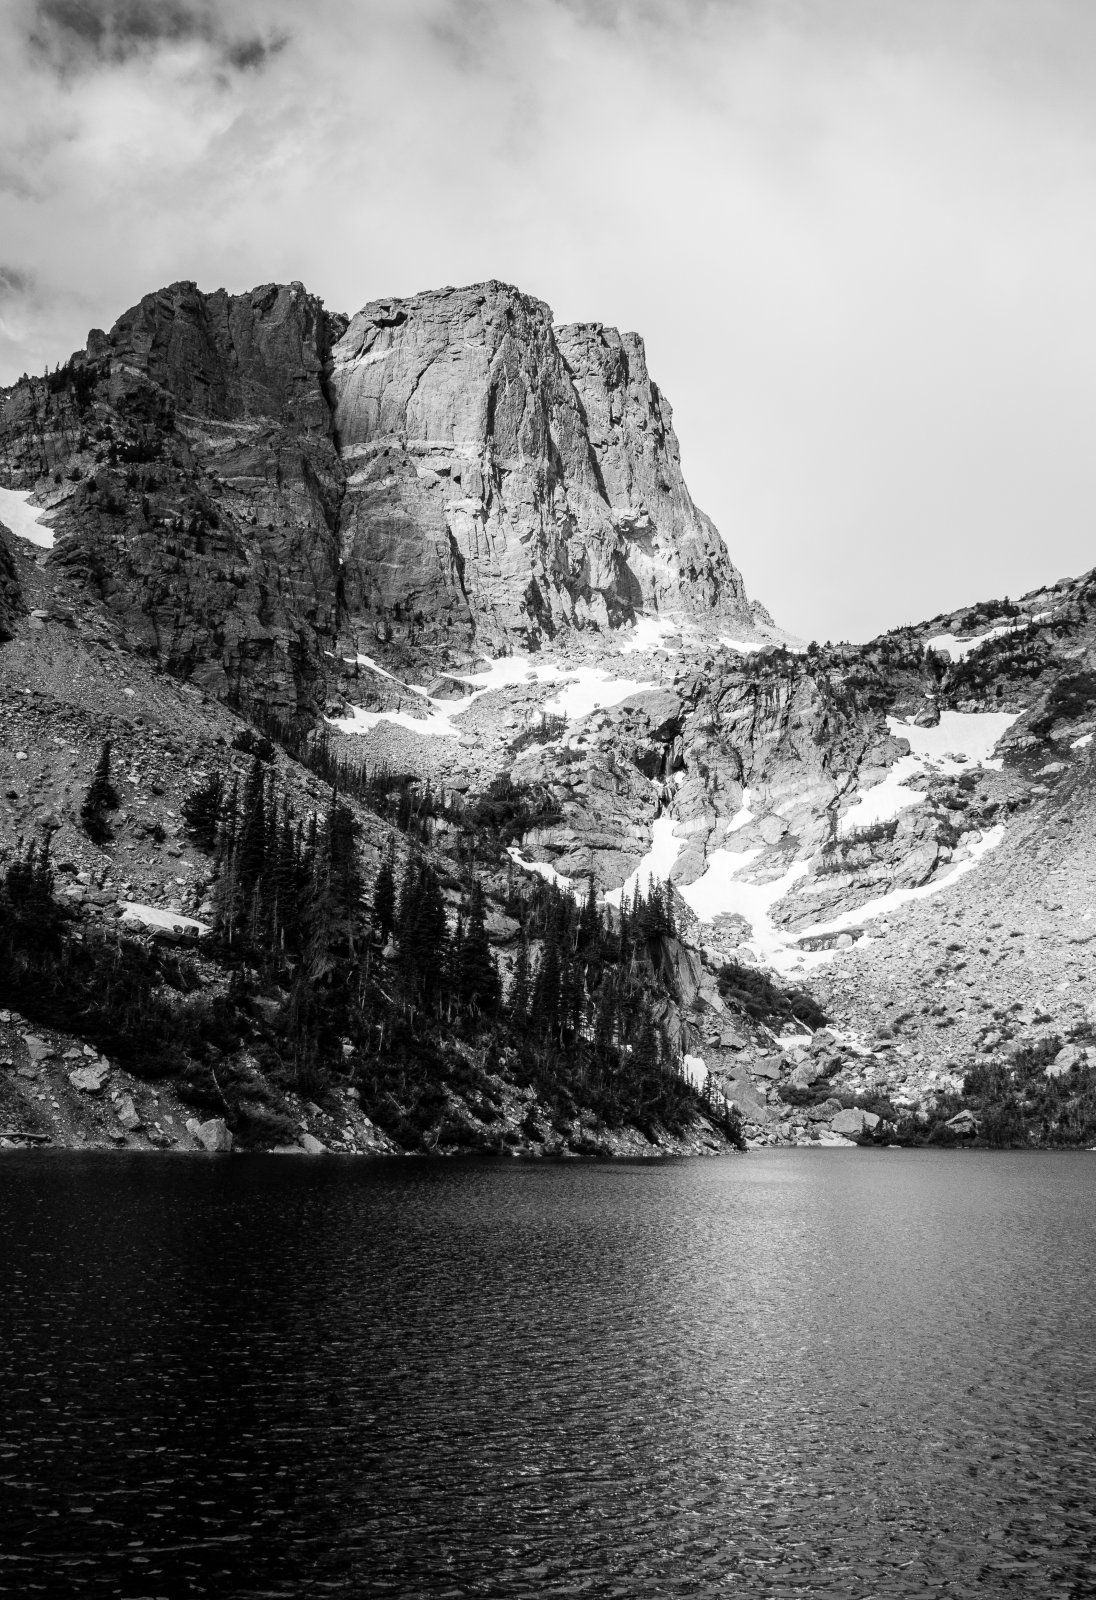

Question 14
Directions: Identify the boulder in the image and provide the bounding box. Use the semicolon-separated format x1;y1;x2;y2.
69;1063;110;1093
298;1132;327;1155
187;1117;233;1153
829;1107;881;1136
116;1094;143;1132
1046;1044;1086;1079
484;910;521;945
808;1097;843;1122
945;1109;979;1136
22;1034;55;1065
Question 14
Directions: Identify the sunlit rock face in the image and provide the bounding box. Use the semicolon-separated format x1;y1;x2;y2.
0;280;345;718
329;281;755;650
555;321;750;622
0;277;757;709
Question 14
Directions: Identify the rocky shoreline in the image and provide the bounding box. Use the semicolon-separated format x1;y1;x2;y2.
0;1009;733;1160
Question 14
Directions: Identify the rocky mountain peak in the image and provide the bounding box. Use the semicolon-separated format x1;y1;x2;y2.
98;278;336;432
330;278;754;647
0;275;760;715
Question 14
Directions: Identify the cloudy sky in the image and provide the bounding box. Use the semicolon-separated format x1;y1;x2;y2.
2;0;1095;641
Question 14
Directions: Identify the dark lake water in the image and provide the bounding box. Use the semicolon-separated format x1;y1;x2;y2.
2;1151;1095;1599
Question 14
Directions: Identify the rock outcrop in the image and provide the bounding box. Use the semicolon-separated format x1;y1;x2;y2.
0;281;344;717
0;529;22;642
0;277;756;716
332;282;753;648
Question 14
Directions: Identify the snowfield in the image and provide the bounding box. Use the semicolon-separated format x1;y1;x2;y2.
678;849;811;972
927;623;1022;660
542;667;654;720
889;710;1019;771
839;757;927;833
797;826;1006;944
840;710;1020;834
506;846;578;894
121;903;211;936
330;704;459;738
603;814;682;908
0;486;55;549
617;615;681;655
725;795;755;834
330;652;653;737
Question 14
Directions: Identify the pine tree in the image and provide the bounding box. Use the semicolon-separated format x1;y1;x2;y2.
664;882;677;937
81;740;119;844
509;929;531;1028
271;798;300;951
396;856;449;1007
216;775;239;859
182;772;223;849
458;878;500;1016
531;908;563;1042
237;756;268;896
593;973;616;1057
578;876;599;950
372;848;397;945
306;789;363;978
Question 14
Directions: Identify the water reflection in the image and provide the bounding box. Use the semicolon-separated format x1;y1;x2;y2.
1;1151;1094;1596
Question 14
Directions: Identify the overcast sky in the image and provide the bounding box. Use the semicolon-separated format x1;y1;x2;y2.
2;0;1095;641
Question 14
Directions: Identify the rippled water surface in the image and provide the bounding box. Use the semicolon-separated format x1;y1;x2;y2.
2;1151;1095;1597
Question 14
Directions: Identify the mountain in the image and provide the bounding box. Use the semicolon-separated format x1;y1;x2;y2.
1;276;1095;1157
0;279;766;719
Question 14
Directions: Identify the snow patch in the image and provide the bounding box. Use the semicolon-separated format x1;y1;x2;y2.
332;653;650;737
506;846;579;895
678;849;811;973
121;902;210;936
329;704;458;738
839;757;926;833
726;794;755;833
333;653;564;737
926;623;1025;660
603;814;682;908
0;486;55;549
887;710;1018;773
618;615;681;655
839;711;1017;835
542;667;654;721
681;1053;708;1092
798;826;1005;942
1072;733;1093;750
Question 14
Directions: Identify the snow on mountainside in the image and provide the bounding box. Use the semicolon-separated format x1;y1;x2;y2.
2;276;1096;1152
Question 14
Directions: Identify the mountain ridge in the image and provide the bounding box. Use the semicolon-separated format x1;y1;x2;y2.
2;274;1095;1157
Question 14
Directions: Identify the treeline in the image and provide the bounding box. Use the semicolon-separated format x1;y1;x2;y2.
1;743;730;1148
6;716;804;1152
226;701;561;852
190;756;717;1138
895;1036;1096;1148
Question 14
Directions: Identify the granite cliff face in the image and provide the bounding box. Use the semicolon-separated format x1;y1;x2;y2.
0;278;757;717
0;280;343;716
332;285;751;648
